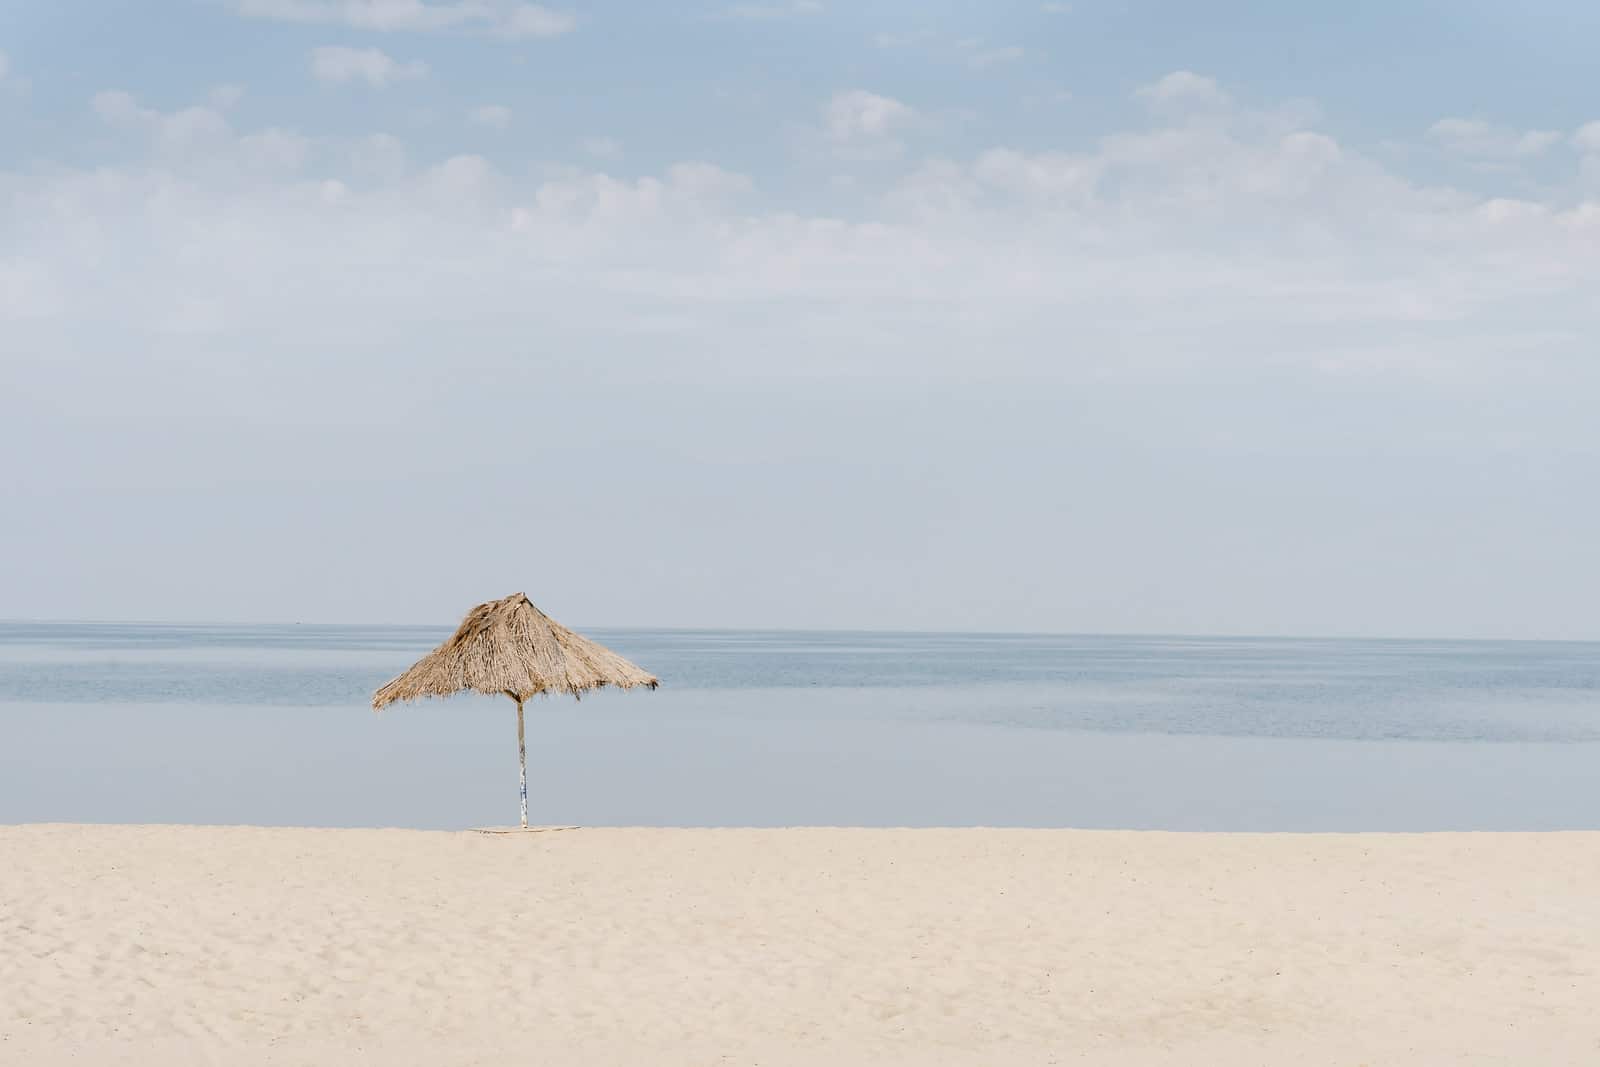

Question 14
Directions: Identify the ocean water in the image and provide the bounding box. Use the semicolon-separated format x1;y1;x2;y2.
2;622;1598;830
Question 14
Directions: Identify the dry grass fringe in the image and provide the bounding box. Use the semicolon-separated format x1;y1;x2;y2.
372;592;658;710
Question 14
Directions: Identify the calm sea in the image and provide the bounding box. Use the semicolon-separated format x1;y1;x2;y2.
2;622;1597;830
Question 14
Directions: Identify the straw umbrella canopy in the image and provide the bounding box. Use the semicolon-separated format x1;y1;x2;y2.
372;592;658;828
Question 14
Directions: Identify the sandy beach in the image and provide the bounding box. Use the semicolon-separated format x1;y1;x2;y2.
3;825;1597;1065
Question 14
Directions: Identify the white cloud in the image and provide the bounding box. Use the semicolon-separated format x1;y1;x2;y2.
872;30;1022;75
238;128;314;171
1579;125;1600;188
469;104;513;128
873;30;934;49
91;89;146;125
824;90;919;156
90;90;311;174
662;161;753;200
1135;70;1229;111
1571;121;1600;154
1427;118;1560;158
0;257;63;319
310;46;427;87
347;132;409;181
417;153;504;209
966;45;1024;70
1475;197;1548;225
581;135;623;159
236;0;575;38
13;81;1600;404
239;0;454;29
968;147;1098;204
495;3;576;38
510;161;750;230
724;0;822;18
210;84;246;110
0;48;26;94
1024;89;1073;106
93;90;233;149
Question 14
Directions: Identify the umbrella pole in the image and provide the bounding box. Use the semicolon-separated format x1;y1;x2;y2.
516;697;528;829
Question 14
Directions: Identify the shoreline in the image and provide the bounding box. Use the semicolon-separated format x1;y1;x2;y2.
6;824;1598;1065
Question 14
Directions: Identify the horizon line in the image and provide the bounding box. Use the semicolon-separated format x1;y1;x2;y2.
0;617;1596;646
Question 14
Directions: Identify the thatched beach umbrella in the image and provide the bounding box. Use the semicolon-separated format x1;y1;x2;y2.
372;592;658;829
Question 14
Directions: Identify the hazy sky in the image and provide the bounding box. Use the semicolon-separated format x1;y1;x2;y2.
3;1;1599;637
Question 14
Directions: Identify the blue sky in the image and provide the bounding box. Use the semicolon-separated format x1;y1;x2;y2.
3;2;1599;635
11;3;1600;185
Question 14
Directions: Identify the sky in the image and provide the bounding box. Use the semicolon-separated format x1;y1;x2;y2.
2;1;1599;637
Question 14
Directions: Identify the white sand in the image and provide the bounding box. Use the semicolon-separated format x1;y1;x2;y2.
3;825;1598;1065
